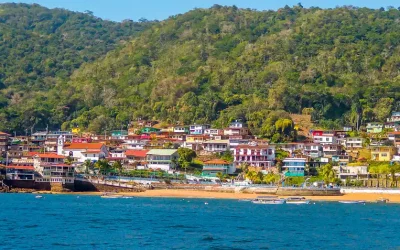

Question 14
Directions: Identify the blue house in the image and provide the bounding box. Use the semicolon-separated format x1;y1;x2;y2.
282;158;306;177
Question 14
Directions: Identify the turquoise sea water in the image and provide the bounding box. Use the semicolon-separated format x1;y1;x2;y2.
1;194;400;249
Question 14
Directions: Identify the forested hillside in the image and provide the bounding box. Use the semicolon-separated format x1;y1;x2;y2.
0;3;152;130
2;4;400;139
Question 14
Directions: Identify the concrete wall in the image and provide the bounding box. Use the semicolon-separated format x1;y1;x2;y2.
276;188;341;196
341;188;400;194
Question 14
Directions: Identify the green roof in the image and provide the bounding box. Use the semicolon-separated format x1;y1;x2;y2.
147;149;178;156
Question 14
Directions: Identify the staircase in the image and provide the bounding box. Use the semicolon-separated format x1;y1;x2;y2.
1;180;10;192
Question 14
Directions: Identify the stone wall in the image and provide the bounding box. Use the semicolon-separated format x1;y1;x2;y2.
4;180;75;192
74;180;145;193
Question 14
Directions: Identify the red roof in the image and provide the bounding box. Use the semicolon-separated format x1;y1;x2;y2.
236;145;269;149
32;153;65;159
125;150;149;158
6;165;34;170
65;143;104;150
204;159;231;165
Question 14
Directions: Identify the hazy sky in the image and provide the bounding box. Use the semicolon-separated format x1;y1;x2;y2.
1;0;399;21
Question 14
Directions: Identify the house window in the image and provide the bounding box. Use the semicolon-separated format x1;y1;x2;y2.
381;153;387;157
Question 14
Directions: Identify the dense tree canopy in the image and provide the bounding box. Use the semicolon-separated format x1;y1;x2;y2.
1;4;400;139
0;3;152;131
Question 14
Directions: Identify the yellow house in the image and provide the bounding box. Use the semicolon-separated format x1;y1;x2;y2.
370;146;397;161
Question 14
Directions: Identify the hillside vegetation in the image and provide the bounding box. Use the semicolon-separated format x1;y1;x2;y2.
1;4;400;139
0;3;151;130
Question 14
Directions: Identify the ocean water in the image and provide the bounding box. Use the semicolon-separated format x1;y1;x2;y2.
0;194;399;249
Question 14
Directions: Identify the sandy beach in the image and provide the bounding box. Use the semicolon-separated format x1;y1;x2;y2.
36;189;400;203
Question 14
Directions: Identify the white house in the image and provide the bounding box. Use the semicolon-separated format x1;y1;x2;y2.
203;140;230;153
233;144;275;168
345;137;364;149
189;124;210;135
59;136;108;163
303;143;323;158
333;165;369;182
146;149;178;171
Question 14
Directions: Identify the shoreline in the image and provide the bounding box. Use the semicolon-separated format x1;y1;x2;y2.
21;189;400;203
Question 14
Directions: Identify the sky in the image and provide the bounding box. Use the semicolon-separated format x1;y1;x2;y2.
1;0;400;22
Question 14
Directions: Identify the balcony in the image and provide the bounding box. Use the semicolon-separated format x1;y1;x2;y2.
284;171;304;177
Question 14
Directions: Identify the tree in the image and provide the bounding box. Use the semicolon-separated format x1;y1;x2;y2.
82;159;93;174
389;163;400;187
112;161;123;175
177;148;196;172
95;159;112;175
65;156;74;165
219;150;233;162
373;98;394;122
320;163;337;184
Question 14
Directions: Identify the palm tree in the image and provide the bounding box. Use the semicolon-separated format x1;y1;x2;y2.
65;156;74;165
95;159;112;176
112;161;123;176
82;159;93;174
320;163;336;185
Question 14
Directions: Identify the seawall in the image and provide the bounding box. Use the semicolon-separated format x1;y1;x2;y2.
341;188;400;194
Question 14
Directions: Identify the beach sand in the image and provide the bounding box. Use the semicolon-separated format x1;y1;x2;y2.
46;189;400;203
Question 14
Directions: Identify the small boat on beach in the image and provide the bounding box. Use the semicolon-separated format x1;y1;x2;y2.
252;196;286;205
376;198;389;203
338;200;366;204
285;197;310;205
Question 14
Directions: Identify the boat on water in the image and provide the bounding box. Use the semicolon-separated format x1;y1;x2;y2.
338;200;366;204
100;192;124;199
252;196;286;205
35;195;43;199
101;195;124;199
376;198;389;203
285;197;310;205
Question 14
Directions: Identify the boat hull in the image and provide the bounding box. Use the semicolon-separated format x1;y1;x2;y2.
338;200;366;204
286;200;310;205
101;195;123;199
252;200;285;205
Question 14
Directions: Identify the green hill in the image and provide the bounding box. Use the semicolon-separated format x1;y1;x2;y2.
2;4;400;138
0;3;152;131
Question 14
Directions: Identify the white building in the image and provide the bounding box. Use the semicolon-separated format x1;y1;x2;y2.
58;136;108;163
33;153;75;184
233;144;275;168
333;165;369;181
204;129;223;136
303;144;323;158
345;137;364;149
203;140;230;153
189;124;211;135
146;149;178;171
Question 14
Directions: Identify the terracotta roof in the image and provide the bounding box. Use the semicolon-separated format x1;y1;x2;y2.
125;150;149;158
40;163;73;167
65;143;105;150
6;165;34;170
204;159;231;165
33;153;65;159
236;145;269;149
85;150;101;153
